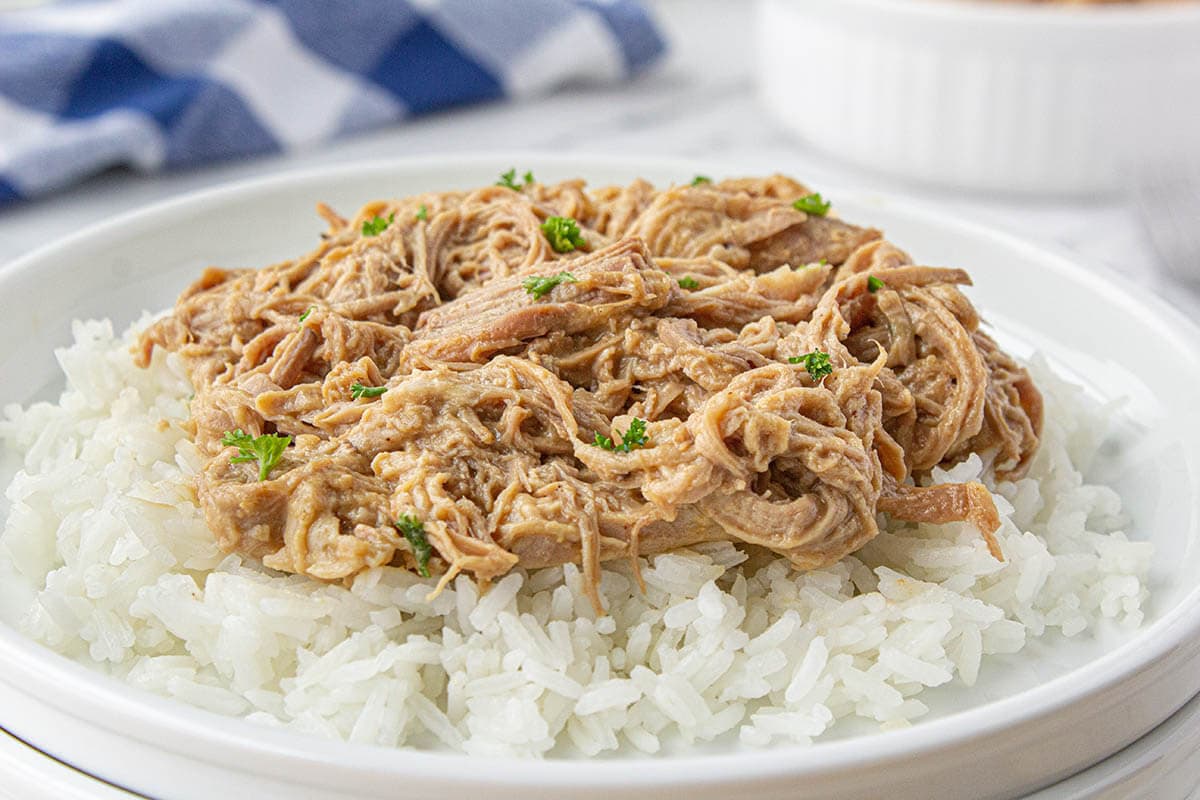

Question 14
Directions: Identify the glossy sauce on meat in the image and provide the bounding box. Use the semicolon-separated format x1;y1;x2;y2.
136;175;1042;611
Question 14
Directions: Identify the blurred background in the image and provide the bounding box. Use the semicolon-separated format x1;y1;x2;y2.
1;0;1198;317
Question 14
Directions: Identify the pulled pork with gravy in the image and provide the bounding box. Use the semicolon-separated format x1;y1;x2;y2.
137;174;1043;611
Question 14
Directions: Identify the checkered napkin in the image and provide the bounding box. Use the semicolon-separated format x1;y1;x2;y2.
0;0;665;205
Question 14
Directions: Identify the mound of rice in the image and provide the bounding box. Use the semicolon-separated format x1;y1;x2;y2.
0;318;1153;756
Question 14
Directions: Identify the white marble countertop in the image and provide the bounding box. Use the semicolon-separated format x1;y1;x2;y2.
2;0;1198;324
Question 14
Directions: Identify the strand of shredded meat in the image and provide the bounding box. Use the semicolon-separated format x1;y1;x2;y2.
136;174;1043;612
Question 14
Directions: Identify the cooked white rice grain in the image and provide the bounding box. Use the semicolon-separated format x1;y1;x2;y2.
0;319;1153;757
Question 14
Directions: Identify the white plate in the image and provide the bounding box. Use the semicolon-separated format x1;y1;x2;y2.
3;693;1200;800
1;155;1199;800
1030;690;1200;800
0;727;139;800
4;693;1200;800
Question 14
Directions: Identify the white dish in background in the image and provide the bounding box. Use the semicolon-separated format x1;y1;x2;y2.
757;0;1200;196
0;155;1198;800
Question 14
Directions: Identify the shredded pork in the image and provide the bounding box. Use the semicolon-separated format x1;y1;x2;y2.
137;175;1043;611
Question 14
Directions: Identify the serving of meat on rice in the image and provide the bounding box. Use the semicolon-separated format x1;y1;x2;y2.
134;174;1039;612
0;172;1150;756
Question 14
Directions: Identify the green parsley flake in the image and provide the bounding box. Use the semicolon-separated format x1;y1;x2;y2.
867;275;885;293
395;514;433;578
592;418;649;453
540;216;586;253
361;212;395;236
221;429;292;482
677;276;699;290
522;271;577;300
299;306;316;323
788;350;834;381
350;382;387;399
416;204;428;221
792;193;831;216
691;175;712;186
496;168;534;190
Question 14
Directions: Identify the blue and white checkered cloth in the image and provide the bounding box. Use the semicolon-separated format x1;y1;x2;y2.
0;0;665;205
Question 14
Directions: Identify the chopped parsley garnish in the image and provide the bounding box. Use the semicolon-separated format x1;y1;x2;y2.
788;350;834;381
792;193;831;216
350;382;387;399
593;418;649;453
496;168;534;190
221;429;292;481
867;275;885;293
416;204;428;221
522;271;577;300
540;216;586;253
677;276;699;290
395;514;432;577
361;212;395;236
691;175;712;186
819;258;829;266
299;306;316;323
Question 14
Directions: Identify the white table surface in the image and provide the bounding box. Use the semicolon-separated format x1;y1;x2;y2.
1;0;1198;327
0;2;1197;798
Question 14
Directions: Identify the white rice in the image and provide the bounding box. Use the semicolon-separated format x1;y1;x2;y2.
0;318;1153;756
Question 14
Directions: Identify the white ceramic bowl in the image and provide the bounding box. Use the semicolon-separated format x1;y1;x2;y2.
1;156;1200;800
757;0;1200;196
